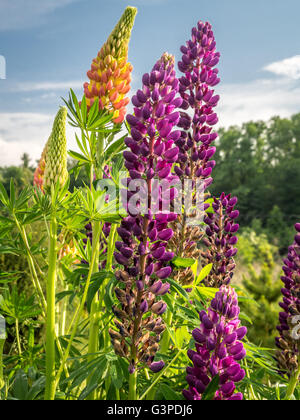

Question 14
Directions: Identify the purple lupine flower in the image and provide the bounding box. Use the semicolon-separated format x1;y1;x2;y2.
175;20;220;187
200;193;239;287
275;223;300;377
110;53;182;372
183;286;247;401
166;21;220;286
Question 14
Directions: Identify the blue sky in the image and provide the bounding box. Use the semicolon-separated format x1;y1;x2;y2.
0;0;300;165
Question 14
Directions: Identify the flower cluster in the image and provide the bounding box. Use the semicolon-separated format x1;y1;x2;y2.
58;230;79;264
84;6;137;123
168;216;203;286
34;107;68;192
110;53;183;372
201;193;239;288
166;21;220;279
175;20;220;186
183;286;247;400
276;223;300;377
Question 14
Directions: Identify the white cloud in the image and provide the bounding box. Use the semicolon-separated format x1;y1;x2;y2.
0;0;80;31
263;55;300;80
17;80;84;92
0;112;77;166
218;77;300;128
2;56;300;165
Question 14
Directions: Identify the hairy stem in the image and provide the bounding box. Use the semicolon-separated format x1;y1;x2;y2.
15;319;22;356
44;215;58;400
128;370;137;400
54;221;102;396
86;221;102;400
0;338;5;389
14;217;47;315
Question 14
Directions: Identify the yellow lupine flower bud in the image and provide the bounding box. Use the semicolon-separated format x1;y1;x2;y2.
33;139;49;191
43;107;68;191
84;6;137;124
58;230;80;263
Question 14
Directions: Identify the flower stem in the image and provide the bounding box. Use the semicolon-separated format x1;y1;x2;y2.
44;215;58;400
0;338;5;389
15;319;22;356
86;220;102;400
54;221;102;397
13;217;47;315
128;370;137;400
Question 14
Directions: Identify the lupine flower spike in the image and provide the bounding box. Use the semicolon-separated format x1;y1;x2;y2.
168;21;220;284
276;223;300;378
84;6;137;123
110;53;182;373
34;107;68;192
176;20;220;186
201;193;239;288
183;286;247;400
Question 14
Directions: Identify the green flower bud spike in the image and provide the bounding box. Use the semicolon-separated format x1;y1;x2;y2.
43;107;68;191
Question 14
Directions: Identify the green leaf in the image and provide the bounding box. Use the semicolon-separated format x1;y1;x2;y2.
12;370;29;400
172;257;196;268
175;326;190;348
195;263;213;285
81;95;87;125
239;311;253;325
160;383;183;401
202;375;220;400
167;278;190;301
68;150;91;164
104;276;118;311
104;135;127;160
87;271;115;313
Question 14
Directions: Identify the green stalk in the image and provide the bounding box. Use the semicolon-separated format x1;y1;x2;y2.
0;338;5;389
54;221;102;396
13;217;47;315
86;221;102;400
128;370;137;400
17;220;68;379
44;215;58;401
103;224;118;352
60;287;68;337
15;319;22;356
284;360;300;400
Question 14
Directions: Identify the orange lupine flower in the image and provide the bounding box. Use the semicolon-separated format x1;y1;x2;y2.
33;140;49;191
58;231;80;264
84;6;137;124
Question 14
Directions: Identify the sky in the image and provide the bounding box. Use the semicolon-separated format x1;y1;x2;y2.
0;0;300;166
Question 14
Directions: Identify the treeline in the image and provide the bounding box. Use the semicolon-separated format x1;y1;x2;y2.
211;113;300;252
2;113;300;252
